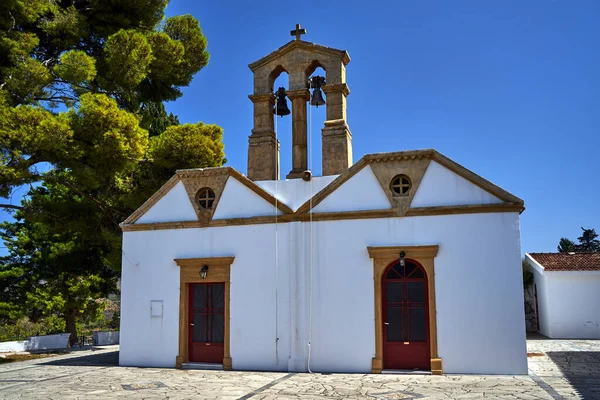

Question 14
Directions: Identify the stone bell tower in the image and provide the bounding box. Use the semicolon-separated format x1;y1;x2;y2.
247;25;352;180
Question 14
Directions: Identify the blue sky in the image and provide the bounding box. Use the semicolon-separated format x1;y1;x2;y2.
2;1;599;255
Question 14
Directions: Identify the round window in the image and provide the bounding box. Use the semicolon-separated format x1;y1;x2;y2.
390;175;411;196
196;187;216;210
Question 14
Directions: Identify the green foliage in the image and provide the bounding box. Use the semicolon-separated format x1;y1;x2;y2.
53;50;97;84
557;237;577;253
577;228;600;252
139;101;180;138
0;316;65;342
150;123;225;170
0;1;208;109
558;227;600;253
163;15;210;86
0;1;224;343
103;30;153;90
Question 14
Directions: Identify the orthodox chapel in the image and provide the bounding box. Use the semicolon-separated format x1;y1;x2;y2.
119;26;527;374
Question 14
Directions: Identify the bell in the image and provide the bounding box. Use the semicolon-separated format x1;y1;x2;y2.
308;76;326;107
274;87;290;116
310;87;325;107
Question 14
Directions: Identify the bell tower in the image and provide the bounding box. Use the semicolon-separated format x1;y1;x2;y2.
247;25;352;180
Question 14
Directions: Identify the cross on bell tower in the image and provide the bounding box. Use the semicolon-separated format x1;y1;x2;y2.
246;26;353;181
290;24;306;41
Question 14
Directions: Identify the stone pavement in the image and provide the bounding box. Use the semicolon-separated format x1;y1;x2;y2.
0;338;598;399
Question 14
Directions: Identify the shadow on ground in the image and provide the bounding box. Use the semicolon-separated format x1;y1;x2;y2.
39;351;119;367
546;351;600;400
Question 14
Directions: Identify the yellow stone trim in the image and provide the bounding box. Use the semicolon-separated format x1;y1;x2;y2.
121;204;523;232
368;245;442;375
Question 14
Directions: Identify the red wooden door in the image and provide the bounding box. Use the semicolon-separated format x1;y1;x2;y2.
189;283;224;363
383;260;430;370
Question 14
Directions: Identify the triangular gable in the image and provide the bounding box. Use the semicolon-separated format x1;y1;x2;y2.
312;166;391;213
122;175;180;225
136;181;197;224
369;153;431;216
297;149;523;216
248;40;350;71
177;168;230;224
411;161;503;208
121;167;293;227
213;176;283;219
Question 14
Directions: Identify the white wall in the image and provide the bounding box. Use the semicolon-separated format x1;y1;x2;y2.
120;223;292;370
527;254;600;339
137;181;197;224
530;263;551;336
312;166;390;213
544;272;600;339
255;175;338;211
213;177;282;219
411;161;502;207
0;341;26;353
26;333;71;351
0;334;71;353
120;211;527;374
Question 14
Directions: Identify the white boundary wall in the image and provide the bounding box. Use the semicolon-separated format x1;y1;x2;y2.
0;333;70;353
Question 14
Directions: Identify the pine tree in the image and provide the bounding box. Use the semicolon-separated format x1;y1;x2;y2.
0;1;225;344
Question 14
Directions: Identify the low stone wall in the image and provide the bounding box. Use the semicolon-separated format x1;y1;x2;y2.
26;333;71;351
0;340;27;353
0;333;70;353
93;331;119;346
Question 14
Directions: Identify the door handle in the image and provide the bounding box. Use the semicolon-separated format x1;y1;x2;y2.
190;323;195;326
384;322;390;325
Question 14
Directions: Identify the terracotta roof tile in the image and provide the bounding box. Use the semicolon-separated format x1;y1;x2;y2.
528;252;600;271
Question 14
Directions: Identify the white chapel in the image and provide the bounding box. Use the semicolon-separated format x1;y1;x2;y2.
119;27;528;375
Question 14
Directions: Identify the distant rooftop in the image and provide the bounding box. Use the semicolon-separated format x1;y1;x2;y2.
528;252;600;271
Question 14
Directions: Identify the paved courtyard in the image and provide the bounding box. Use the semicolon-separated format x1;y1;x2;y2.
0;338;598;399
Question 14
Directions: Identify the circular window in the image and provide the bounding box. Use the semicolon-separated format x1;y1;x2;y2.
390;175;411;196
195;187;216;210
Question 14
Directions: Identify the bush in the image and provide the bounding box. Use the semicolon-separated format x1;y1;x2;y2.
0;315;65;342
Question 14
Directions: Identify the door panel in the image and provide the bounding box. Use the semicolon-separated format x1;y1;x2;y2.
383;260;430;370
189;283;224;363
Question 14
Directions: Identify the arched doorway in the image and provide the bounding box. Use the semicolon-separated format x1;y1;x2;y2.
383;259;430;370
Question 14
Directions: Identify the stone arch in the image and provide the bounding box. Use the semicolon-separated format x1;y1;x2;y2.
268;64;288;92
305;59;327;83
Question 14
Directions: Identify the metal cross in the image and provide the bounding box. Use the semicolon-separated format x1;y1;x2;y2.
290;24;306;41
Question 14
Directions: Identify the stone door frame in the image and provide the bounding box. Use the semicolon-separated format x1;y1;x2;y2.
174;257;234;369
368;245;442;374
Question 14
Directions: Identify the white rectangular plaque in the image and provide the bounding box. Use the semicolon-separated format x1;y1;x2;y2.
150;300;163;318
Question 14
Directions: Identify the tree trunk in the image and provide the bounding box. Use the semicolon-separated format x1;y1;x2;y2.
65;310;78;347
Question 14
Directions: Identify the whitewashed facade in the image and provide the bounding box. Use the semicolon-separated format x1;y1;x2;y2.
119;152;528;374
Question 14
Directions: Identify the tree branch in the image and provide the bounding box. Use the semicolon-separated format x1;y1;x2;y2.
0;203;23;210
33;95;77;102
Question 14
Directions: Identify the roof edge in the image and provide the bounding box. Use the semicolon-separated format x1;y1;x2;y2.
121;166;294;226
430;151;524;206
525;253;546;272
296;148;524;214
248;40;350;71
121;174;181;225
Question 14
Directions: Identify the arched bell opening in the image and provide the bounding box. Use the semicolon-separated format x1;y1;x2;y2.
382;258;431;371
268;64;288;93
304;60;326;83
270;68;293;179
306;62;327;176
